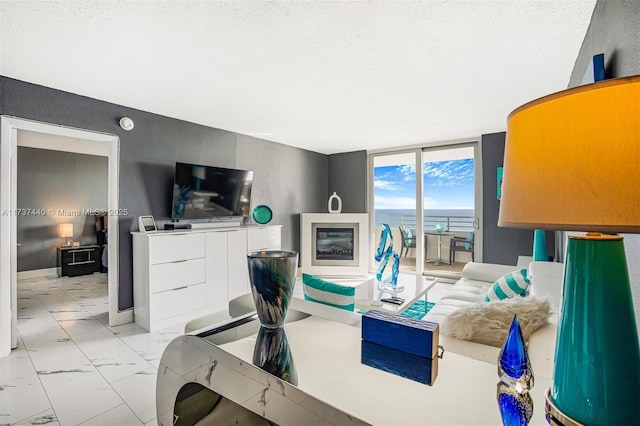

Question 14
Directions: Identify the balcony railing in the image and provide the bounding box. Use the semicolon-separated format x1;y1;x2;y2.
374;213;475;232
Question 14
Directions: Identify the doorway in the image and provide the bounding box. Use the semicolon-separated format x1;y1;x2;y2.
368;141;481;277
422;144;479;277
1;116;129;358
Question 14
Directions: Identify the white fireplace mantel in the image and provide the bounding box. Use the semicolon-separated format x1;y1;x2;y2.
300;213;369;277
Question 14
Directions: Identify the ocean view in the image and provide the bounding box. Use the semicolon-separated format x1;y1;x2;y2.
374;208;475;230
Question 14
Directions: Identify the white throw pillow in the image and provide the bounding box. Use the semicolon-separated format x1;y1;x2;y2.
441;296;552;348
485;269;530;301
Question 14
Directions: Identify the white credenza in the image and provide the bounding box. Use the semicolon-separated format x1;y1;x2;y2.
132;225;281;332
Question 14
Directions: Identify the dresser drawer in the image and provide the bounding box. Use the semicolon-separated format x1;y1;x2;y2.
149;233;205;264
149;258;206;293
248;227;281;251
151;283;206;321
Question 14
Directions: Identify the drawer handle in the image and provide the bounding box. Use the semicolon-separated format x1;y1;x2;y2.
172;286;189;291
69;261;95;266
171;259;189;263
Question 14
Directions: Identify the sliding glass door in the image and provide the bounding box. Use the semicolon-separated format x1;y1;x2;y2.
369;141;480;277
370;150;421;274
422;144;478;276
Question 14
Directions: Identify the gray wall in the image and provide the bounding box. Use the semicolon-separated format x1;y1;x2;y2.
0;76;328;311
481;132;543;265
567;0;640;327
569;0;639;88
17;146;108;271
328;150;368;213
235;133;329;254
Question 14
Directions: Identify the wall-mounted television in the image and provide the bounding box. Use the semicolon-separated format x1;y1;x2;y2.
171;162;254;220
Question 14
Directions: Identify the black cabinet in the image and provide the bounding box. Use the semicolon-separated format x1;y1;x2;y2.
57;245;101;277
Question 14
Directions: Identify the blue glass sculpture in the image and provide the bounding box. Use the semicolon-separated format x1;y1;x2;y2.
498;316;534;392
497;382;533;426
374;224;401;292
497;315;534;426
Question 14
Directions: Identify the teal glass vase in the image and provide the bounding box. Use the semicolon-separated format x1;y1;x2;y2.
532;230;547;261
550;236;640;425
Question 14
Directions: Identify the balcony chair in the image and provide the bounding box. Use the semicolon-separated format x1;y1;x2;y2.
449;230;475;263
398;225;416;258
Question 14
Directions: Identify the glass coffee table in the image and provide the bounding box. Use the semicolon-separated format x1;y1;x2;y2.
157;299;551;425
353;273;439;314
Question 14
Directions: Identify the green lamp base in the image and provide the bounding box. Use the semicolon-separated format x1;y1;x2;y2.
550;234;640;425
545;388;582;426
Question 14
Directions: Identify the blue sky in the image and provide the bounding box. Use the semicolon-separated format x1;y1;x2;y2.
374;159;475;210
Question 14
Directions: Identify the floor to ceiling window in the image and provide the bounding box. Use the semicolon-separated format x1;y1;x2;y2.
422;144;477;277
369;142;480;278
371;151;419;275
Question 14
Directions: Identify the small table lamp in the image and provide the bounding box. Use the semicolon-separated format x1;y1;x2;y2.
59;223;73;246
499;75;640;425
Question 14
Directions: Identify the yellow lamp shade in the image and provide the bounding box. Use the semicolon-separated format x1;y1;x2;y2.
59;223;73;238
498;75;640;233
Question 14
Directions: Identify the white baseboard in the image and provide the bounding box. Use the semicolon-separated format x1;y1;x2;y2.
17;268;57;280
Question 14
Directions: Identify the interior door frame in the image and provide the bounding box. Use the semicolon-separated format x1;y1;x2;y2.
0;116;131;358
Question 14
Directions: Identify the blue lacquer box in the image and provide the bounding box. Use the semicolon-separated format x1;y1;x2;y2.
361;310;441;385
361;310;439;357
361;340;438;385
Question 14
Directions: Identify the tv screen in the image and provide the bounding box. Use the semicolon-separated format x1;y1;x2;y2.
171;162;254;220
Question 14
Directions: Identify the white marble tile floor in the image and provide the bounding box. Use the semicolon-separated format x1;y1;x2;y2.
1;273;226;426
1;273;454;425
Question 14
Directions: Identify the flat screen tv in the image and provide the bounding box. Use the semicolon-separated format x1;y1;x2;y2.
171;162;254;220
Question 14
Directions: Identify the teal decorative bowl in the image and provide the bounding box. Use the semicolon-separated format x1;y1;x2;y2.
252;205;273;225
434;224;446;233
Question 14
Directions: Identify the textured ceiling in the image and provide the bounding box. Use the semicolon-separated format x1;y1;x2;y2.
0;1;596;154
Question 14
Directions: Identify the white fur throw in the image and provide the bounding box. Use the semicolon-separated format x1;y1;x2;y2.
441;296;553;348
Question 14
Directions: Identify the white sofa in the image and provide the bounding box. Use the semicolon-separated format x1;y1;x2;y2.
424;261;564;379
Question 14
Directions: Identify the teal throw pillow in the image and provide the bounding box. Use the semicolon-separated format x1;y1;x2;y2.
401;227;412;239
485;269;530;302
302;273;355;311
464;231;475;250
